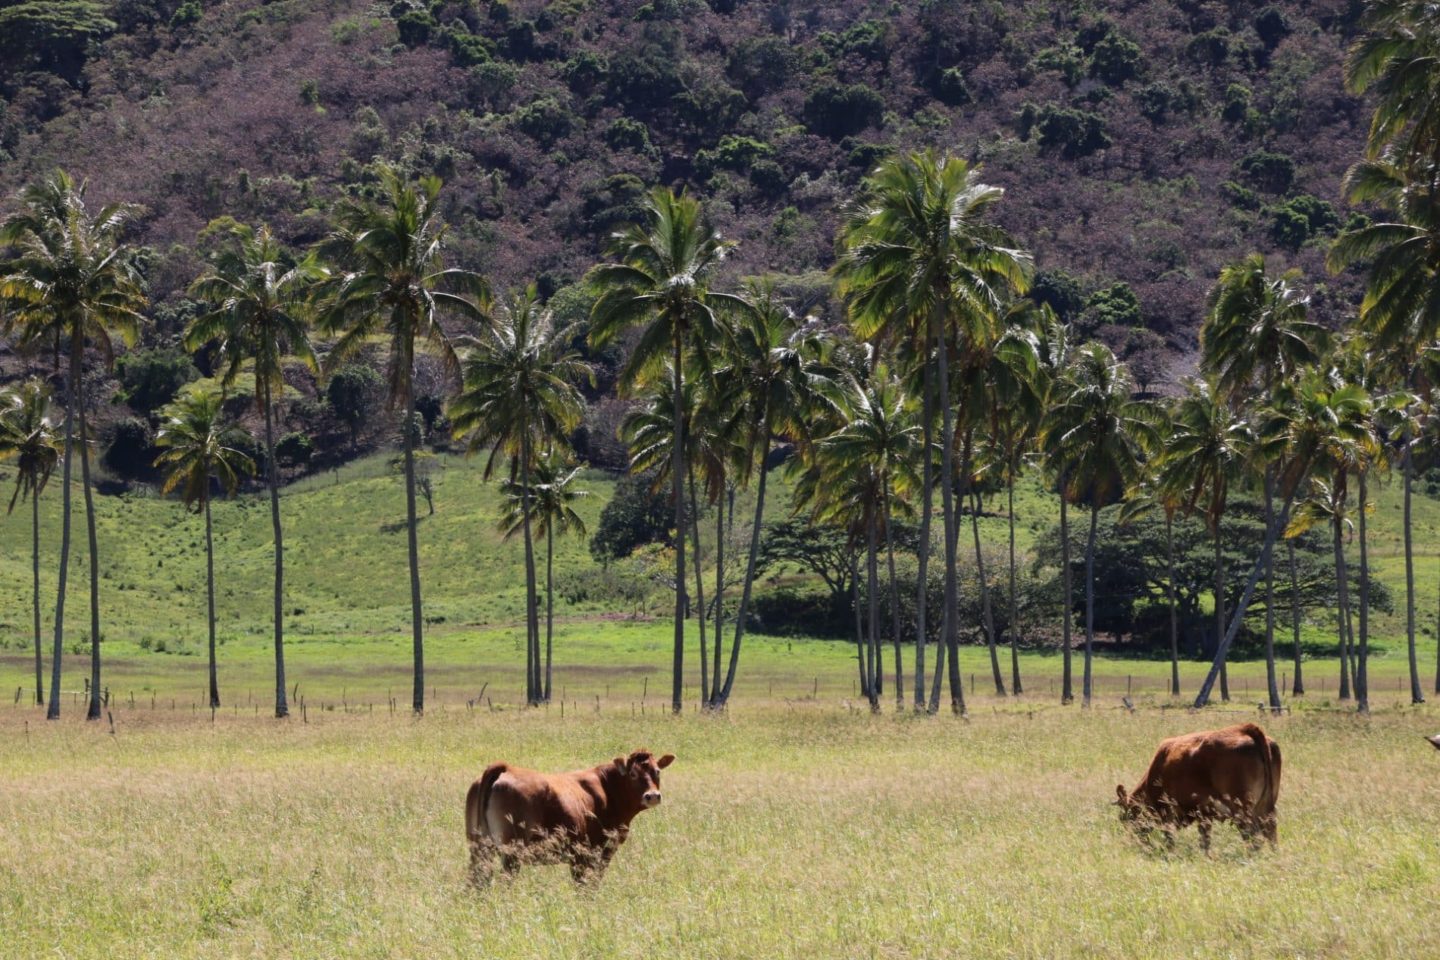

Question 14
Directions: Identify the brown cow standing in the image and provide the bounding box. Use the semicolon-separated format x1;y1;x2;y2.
1115;723;1281;851
465;749;674;883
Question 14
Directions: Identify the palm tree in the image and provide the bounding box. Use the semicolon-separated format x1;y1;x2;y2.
188;223;319;719
835;150;1032;713
711;282;833;708
153;388;254;709
0;379;61;707
1;170;146;721
588;186;746;714
450;288;587;705
315;167;489;715
1201;253;1326;712
1345;0;1440;171
1041;343;1153;706
1193;373;1374;707
1156;381;1253;705
1034;309;1077;703
498;455;589;703
1329;158;1440;704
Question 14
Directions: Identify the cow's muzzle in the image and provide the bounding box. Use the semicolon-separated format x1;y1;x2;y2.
642;791;662;808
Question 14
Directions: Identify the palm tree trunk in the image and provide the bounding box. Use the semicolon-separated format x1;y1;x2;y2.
1194;487;1301;707
933;324;964;715
404;391;426;714
46;344;78;721
852;552;869;702
712;479;724;703
867;497;881;711
1165;512;1179;696
79;370;101;722
1263;470;1280;712
1059;484;1073;705
32;488;43;707
1083;501;1098;707
1007;473;1022;696
1334;508;1354;702
884;481;903;712
545;523;554;703
970;489;1005;695
205;490;219;708
1289;540;1304;695
519;431;540;705
718;420;770;706
687;469;708;705
1214;524;1230;703
1403;445;1423;703
670;340;685;714
1357;471;1371;713
914;373;933;712
263;386;288;719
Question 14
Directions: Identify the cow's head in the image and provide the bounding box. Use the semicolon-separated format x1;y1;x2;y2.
612;750;675;810
1114;785;1142;823
1427;734;1440;751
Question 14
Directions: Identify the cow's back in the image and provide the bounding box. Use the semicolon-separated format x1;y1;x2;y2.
1144;724;1278;819
484;766;598;844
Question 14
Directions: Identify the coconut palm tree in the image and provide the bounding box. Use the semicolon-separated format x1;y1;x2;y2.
588;187;746;714
1345;0;1440;171
710;283;834;707
450;287;587;705
835;150;1032;713
315;166;489;715
1201;253;1326;711
1041;343;1154;706
1155;380;1252;705
1330;158;1440;703
1033;308;1078;703
1;170;146;721
1193;373;1374;707
498;455;589;703
153;388;254;709
0;379;61;707
188;222;319;719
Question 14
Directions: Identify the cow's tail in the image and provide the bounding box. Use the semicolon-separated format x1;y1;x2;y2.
1242;724;1279;814
467;763;507;845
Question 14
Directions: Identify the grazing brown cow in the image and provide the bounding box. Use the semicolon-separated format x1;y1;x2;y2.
465;749;674;883
1115;723;1281;851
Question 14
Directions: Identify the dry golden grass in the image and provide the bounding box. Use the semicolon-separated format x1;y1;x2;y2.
2;701;1437;959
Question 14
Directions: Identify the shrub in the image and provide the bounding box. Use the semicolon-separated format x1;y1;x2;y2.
326;364;383;448
1081;282;1142;331
115;346;199;415
803;83;885;140
1238;150;1295;193
1019;103;1111;159
590;472;670;563
727;35;793;100
104;417;155;478
508;96;575;146
1269;195;1340;250
933;66;972;106
1089;32;1142;85
395;9;436;48
1030;270;1087;320
275;432;313;468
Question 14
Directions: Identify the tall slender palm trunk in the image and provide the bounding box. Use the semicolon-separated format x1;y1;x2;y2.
884;483;903;711
1289;541;1305;695
1083;502;1098;706
46;346;79;720
1357;472;1370;713
867;497;881;710
711;480;724;701
719;421;770;706
545;524;554;702
914;373;933;712
1263;472;1280;712
404;392;427;713
1214;525;1230;703
1166;512;1180;696
205;491;219;708
1333;509;1354;701
851;553;869;702
933;325;964;715
519;430;540;705
970;489;1005;695
1403;446;1423;703
670;341;685;714
263;388;288;719
687;470;708;705
79;373;102;721
32;489;43;707
1007;477;1022;695
1059;486;1073;704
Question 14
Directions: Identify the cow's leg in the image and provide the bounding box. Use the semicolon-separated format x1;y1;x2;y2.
499;846;522;875
468;839;497;887
1197;821;1212;853
1262;813;1278;848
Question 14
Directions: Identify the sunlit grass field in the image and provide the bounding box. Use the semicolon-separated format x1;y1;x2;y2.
2;701;1437;959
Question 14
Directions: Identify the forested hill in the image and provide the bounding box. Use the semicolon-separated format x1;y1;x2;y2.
2;0;1369;354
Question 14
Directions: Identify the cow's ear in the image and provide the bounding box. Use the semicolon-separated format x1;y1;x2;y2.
614;756;627;770
657;754;675;769
1114;785;1128;805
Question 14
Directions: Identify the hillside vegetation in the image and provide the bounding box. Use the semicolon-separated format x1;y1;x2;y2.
1;0;1372;355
